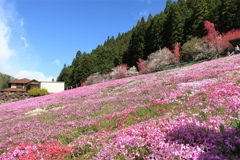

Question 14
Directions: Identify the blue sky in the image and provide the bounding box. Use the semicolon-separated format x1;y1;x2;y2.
0;0;167;81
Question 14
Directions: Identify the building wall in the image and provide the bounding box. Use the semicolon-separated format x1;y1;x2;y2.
10;83;26;89
11;84;17;88
40;82;65;93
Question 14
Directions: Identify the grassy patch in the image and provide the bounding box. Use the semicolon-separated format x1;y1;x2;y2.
236;80;240;85
93;104;110;117
59;102;180;149
45;104;62;110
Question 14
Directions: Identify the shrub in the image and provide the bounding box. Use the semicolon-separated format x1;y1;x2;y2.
193;41;217;61
28;87;49;97
181;37;217;61
181;37;204;61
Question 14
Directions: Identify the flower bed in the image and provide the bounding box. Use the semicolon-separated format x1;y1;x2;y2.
0;55;240;159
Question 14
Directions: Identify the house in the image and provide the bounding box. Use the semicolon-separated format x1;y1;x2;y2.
40;81;65;93
1;78;40;93
1;78;65;93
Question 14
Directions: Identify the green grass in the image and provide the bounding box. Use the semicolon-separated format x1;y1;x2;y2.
59;101;180;158
236;80;240;85
92;104;110;117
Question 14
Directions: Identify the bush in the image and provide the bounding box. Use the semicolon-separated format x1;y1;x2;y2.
181;37;204;61
28;88;49;97
193;41;217;60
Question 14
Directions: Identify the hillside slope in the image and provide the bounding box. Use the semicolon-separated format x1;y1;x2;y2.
0;55;240;159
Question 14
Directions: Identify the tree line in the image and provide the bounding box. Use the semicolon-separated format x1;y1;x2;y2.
57;0;240;88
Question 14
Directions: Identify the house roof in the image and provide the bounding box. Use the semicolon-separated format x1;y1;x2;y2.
1;88;27;92
10;78;31;84
228;38;240;46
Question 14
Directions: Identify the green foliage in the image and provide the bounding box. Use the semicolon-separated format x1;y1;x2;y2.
236;80;240;85
28;88;49;97
181;37;204;61
220;0;238;33
0;73;14;90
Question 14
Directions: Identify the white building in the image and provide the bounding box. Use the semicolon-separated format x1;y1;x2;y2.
40;81;65;93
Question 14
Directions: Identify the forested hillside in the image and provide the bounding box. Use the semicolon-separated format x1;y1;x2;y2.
58;0;240;88
0;73;14;90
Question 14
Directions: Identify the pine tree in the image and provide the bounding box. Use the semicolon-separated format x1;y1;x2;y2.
170;2;186;46
220;0;238;33
191;0;209;37
127;17;147;67
148;12;166;52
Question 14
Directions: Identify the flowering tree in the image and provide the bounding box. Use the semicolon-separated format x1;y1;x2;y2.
136;58;150;73
173;42;181;62
204;20;240;57
220;29;240;49
203;20;221;56
137;47;179;73
110;64;129;79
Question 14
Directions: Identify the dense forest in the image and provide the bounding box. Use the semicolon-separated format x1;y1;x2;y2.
57;0;240;89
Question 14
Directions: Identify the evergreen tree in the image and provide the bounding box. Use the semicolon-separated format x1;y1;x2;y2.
236;0;240;29
144;14;156;57
220;0;238;33
170;2;186;46
165;0;173;12
206;0;222;30
150;12;166;50
57;64;73;89
162;2;173;48
191;0;209;37
127;17;147;67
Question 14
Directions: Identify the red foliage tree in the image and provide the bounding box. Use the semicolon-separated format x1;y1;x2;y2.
203;20;221;53
136;58;149;73
220;29;240;49
204;20;240;53
173;42;181;62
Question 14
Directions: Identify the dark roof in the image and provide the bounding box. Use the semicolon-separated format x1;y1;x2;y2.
1;88;27;92
228;38;240;46
10;78;31;84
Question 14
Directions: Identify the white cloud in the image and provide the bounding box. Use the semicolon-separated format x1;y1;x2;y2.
15;70;55;81
139;0;151;4
0;0;15;74
54;59;61;66
138;10;149;19
0;0;32;75
20;35;29;48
